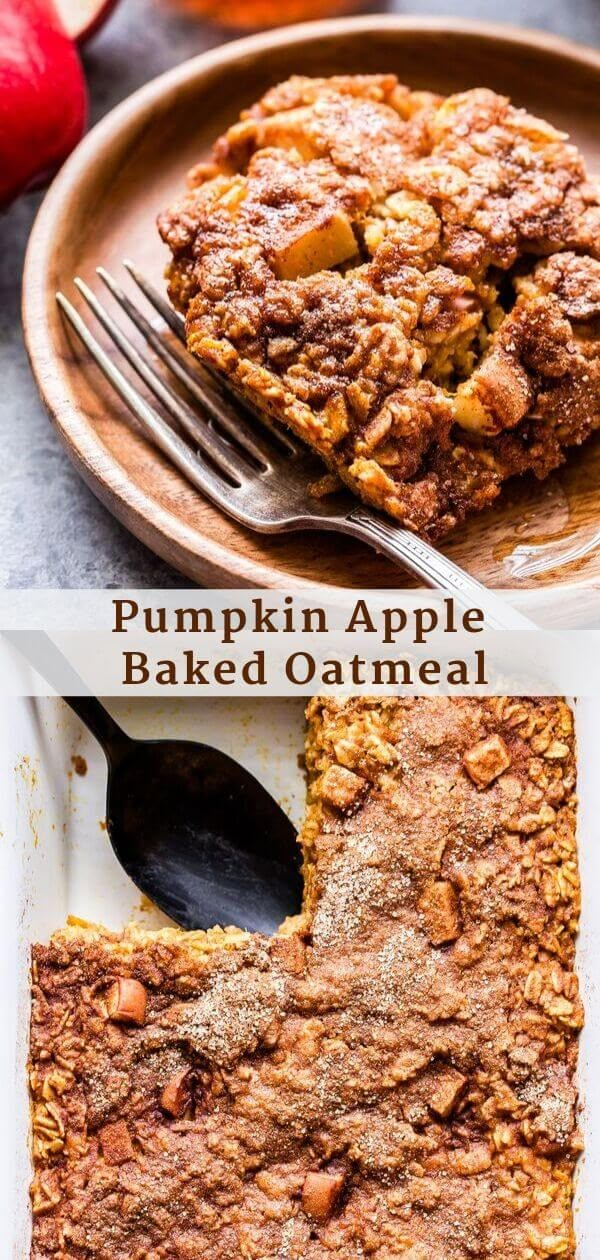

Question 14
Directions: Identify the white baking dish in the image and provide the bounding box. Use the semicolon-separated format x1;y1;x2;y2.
2;695;598;1258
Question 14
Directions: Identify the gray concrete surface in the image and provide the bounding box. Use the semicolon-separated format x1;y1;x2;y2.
1;0;598;587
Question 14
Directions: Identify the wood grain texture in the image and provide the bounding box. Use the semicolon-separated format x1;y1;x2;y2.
23;17;600;592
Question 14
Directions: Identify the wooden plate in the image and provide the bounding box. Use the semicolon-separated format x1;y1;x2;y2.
23;16;600;591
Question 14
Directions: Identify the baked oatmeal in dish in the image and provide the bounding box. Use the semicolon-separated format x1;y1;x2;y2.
159;76;600;538
30;697;582;1258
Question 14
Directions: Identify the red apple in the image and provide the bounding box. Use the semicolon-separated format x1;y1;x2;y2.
0;0;87;208
53;0;120;44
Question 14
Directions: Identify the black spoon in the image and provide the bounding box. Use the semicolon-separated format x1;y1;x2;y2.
3;629;302;933
64;695;303;933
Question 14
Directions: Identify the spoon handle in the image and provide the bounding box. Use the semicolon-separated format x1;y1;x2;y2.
2;630;131;765
63;696;132;763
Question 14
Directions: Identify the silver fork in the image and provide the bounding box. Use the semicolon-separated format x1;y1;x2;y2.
56;264;532;631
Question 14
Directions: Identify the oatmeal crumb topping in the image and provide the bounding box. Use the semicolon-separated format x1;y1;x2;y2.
159;76;600;538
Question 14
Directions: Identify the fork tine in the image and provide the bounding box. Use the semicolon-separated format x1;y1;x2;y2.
122;259;304;457
98;267;279;469
122;258;186;341
56;291;239;514
73;277;255;486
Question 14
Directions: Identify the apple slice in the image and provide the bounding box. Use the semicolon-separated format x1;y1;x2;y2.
52;0;119;43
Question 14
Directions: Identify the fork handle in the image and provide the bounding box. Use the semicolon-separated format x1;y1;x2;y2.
342;508;533;631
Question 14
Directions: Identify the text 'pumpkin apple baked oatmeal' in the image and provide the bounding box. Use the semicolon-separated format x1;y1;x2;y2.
30;698;582;1259
159;76;600;538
